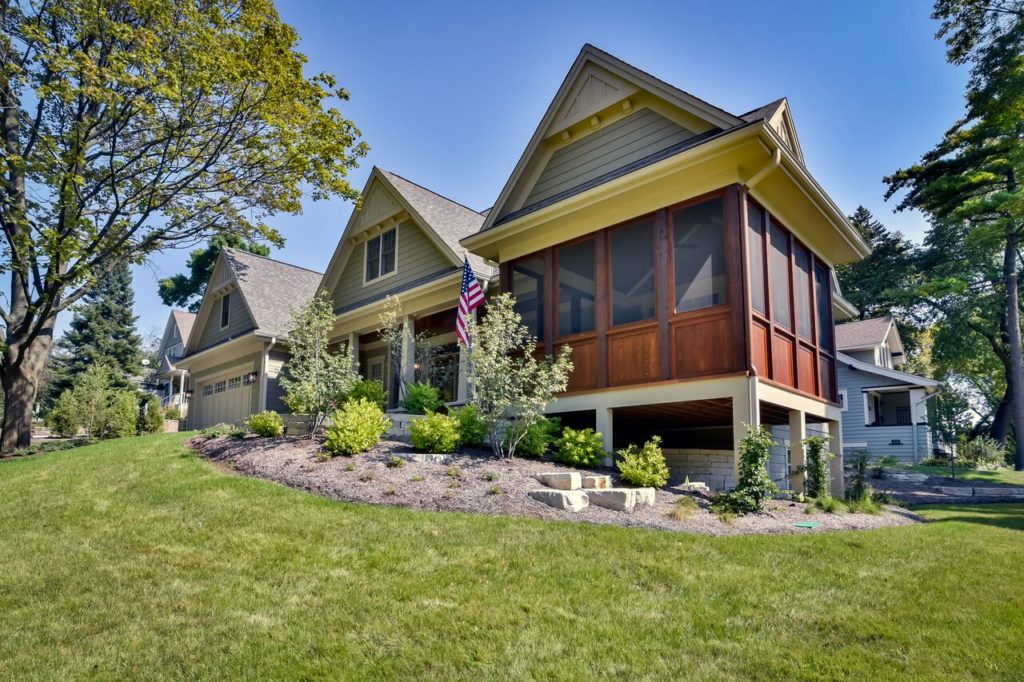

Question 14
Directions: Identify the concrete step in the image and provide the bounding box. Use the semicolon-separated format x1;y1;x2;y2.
582;474;611;489
533;472;581;490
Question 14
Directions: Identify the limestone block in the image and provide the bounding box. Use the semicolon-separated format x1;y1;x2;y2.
528;489;589;512
533;472;582;490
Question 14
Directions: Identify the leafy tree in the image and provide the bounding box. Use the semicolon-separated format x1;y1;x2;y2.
465;294;573;459
835;207;918;321
0;0;367;450
377;296;407;401
886;0;1024;469
280;292;358;436
158;235;271;312
52;262;142;396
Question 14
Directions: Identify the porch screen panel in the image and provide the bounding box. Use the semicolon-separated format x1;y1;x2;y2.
794;243;812;340
768;221;791;330
814;262;833;352
557;239;596;336
511;256;545;340
610;218;656;326
673;198;726;313
747;205;766;315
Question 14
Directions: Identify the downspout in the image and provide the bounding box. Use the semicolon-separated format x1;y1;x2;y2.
745;147;782;190
259;337;277;412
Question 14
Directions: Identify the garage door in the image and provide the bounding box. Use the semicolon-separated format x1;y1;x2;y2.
191;368;255;429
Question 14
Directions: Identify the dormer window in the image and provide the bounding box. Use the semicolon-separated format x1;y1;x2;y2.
220;293;231;329
365;227;397;283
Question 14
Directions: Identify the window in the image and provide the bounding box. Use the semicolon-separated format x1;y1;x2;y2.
610;218;656;326
202;384;213;397
673;198;726;313
768;220;791;330
556;239;595;336
214;380;226;394
814;262;833;351
794;243;812;340
838;389;848;411
511;256;545;339
220;293;231;329
228;376;241;391
365;227;397;282
370;361;384;384
747;205;766;315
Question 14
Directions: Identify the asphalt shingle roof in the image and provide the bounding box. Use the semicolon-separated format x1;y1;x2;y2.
739;98;786;124
835;316;893;350
171;309;196;345
221;248;323;338
379;169;495;278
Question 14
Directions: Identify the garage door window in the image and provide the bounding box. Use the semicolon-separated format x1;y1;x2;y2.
202;384;213;396
214;380;226;393
228;376;241;390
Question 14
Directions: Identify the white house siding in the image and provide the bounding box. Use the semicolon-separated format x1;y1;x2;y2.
837;365;933;463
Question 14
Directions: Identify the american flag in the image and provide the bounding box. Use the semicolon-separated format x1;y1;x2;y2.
456;256;485;345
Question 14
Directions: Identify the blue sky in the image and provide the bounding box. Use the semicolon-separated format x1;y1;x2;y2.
124;0;967;342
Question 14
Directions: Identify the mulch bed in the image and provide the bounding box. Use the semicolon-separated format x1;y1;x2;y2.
192;435;923;536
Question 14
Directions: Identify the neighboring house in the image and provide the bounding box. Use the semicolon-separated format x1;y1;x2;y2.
318;167;496;407
835;316;938;462
460;44;871;494
154;309;196;415
174;248;322;430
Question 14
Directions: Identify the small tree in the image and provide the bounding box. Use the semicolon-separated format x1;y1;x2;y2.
280;293;359;436
377;296;407;400
712;424;778;516
139;394;164;435
73;366;117;438
803;435;833;499
466;294;573;458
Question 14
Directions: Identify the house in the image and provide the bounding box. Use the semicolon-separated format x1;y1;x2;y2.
318;167;496;407
460;44;871;494
174;248;322;430
835;316;938;462
153;309;196;416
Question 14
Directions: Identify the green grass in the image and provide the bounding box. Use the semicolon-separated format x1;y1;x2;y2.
1;434;1023;680
905;464;1024;486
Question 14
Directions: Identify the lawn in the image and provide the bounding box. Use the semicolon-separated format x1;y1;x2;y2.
906;463;1024;486
1;434;1022;680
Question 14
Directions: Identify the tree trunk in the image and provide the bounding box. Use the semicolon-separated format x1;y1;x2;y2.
1004;231;1024;470
0;333;52;451
989;380;1013;444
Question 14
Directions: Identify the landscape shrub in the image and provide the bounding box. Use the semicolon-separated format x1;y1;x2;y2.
400;381;442;415
386;455;406;469
347;379;387;410
871;455;900;478
246;411;284;437
616;436;669;488
46;391;81;437
200;423;235;439
814;496;846;514
102;391;140;439
711;424;778;516
669;496;699;521
164;405;181;420
848;450;872;502
803;435;832;499
323;398;391;456
451;404;487;448
139;394;164;434
958;436;1006;470
409;412;460;453
553;427;606;468
506;416;560;458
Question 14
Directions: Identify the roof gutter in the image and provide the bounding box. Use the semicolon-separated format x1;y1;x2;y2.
259;337;277;412
745;147;781;189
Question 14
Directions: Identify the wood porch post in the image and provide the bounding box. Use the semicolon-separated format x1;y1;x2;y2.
828;419;845;498
789;409;807;494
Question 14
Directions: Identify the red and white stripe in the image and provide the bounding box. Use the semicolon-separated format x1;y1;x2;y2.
457;257;485;345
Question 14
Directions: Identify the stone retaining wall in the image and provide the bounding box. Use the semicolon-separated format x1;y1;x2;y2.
662;448;736;491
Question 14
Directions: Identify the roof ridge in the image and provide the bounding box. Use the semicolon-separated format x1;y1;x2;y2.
380;169;485;218
222;246;324;276
739;96;786;120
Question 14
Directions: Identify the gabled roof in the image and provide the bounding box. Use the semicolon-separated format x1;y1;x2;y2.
837;352;938;391
378;170;490;274
171;310;196;344
319;167;496;301
221;248;323;338
479;45;820;231
185;248;323;354
835;316;896;351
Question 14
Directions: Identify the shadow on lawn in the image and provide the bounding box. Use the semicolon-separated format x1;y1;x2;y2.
918;504;1024;531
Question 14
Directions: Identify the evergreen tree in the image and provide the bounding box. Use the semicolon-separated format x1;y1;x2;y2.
158;235;273;313
835;207;917;321
886;0;1024;469
53;263;143;395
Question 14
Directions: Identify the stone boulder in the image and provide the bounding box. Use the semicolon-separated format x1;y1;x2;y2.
528;489;589;512
582;474;612;490
587;489;637;512
533;472;581;490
